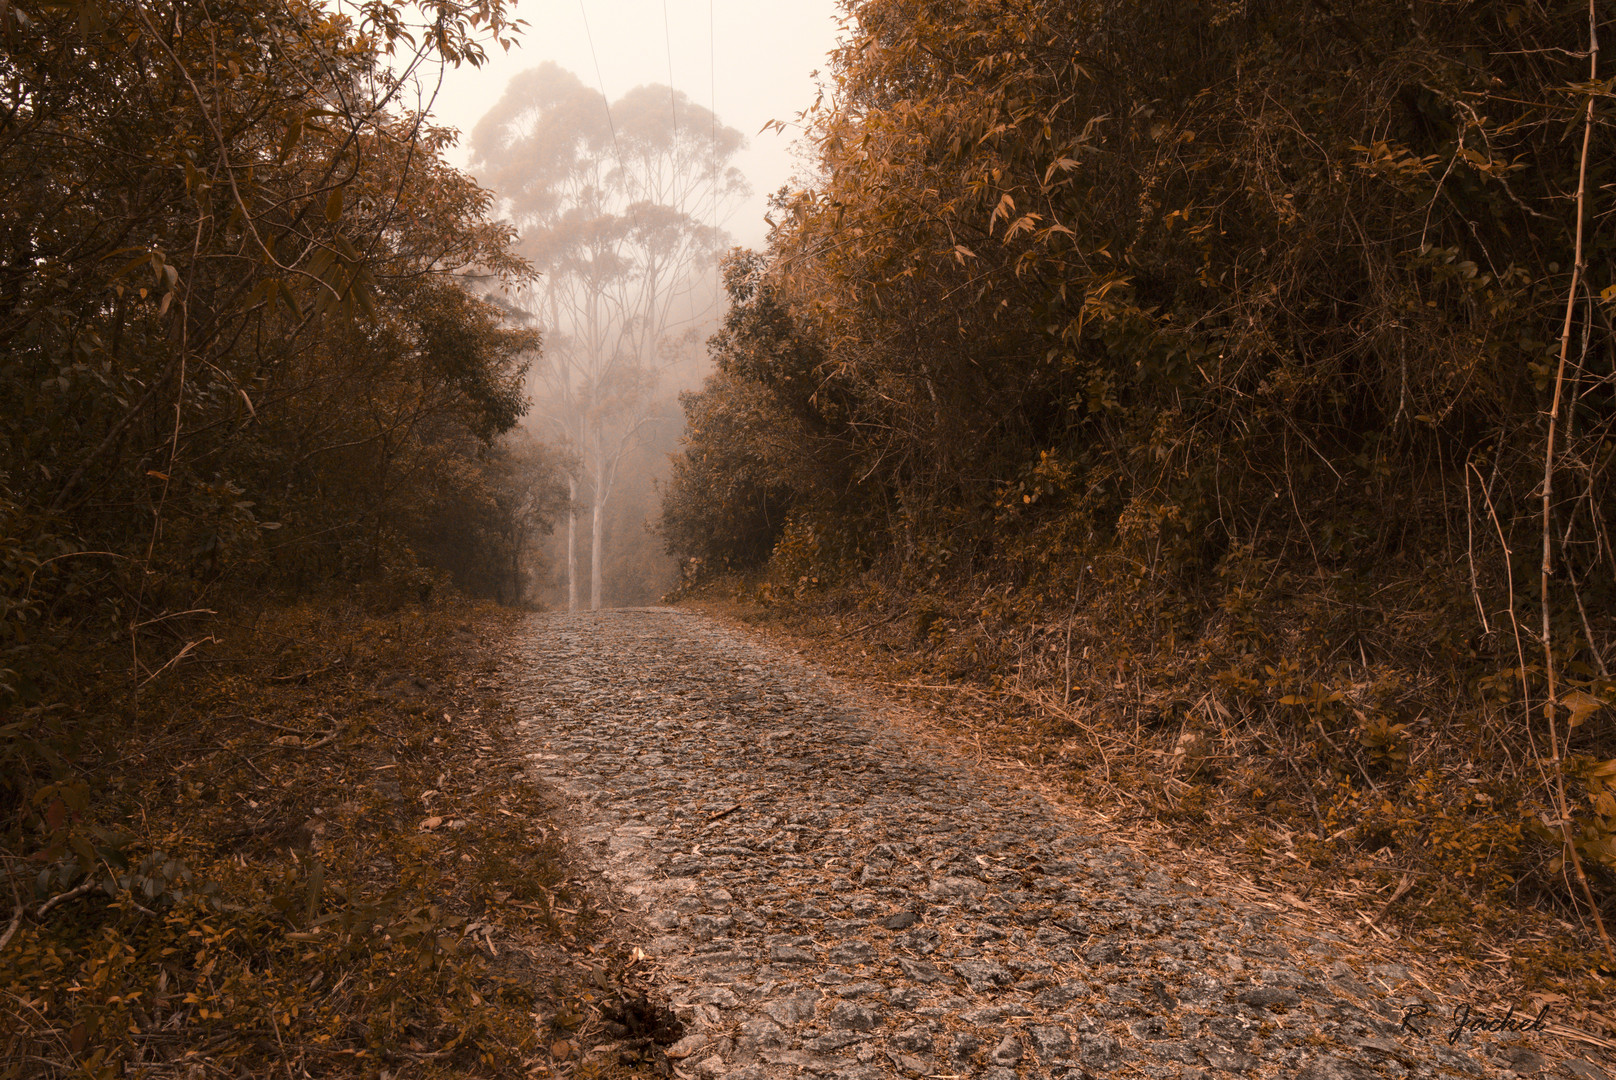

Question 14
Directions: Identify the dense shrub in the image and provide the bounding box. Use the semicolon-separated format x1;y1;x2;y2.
664;0;1616;958
0;5;573;1055
0;0;561;713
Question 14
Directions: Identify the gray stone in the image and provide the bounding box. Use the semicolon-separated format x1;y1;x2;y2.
828;1001;881;1031
1431;1044;1486;1074
1129;1015;1171;1040
688;914;735;939
1238;984;1301;1008
761;991;820;1025
1104;983;1143;1005
1296;1055;1379;1080
989;1035;1025;1065
833;980;884;996
949;1032;981;1061
664;1033;708;1060
828;941;876;965
1503;1045;1548;1074
1008;956;1053;975
1202;1043;1261;1071
769;945;815;964
1079;1033;1125;1070
1154;1041;1202;1065
1086;938;1125;963
738;1016;788;1050
953;959;1014;991
894;958;942;983
931;875;988;899
1563;1062;1615;1080
1032;981;1091;1007
1027;1024;1073;1058
884;1051;932;1075
759;1050;824;1069
690;985;742;1008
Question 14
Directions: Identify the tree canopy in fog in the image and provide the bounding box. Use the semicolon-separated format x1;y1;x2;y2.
471;62;747;609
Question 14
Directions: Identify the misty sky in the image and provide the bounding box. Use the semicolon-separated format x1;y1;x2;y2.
421;0;845;250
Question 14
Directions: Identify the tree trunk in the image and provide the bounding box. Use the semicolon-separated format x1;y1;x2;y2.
509;525;523;605
566;475;578;613
590;494;604;610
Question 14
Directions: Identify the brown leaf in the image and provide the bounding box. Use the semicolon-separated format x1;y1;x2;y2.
1563;689;1604;728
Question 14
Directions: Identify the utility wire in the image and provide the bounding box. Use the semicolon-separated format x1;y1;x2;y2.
710;0;720;269
576;0;655;230
663;0;680;140
576;0;628;188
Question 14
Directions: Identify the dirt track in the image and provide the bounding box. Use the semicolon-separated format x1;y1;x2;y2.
507;608;1595;1080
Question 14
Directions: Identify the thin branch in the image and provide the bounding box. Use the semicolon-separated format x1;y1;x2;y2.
1541;0;1614;966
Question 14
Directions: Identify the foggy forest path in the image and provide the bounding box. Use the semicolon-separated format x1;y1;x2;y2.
504;608;1546;1080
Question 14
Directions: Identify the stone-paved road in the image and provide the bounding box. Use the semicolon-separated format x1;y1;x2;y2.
509;609;1566;1080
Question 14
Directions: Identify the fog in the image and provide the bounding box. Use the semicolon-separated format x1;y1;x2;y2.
422;1;843;607
427;0;843;250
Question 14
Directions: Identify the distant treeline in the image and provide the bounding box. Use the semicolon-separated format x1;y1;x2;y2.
662;0;1616;946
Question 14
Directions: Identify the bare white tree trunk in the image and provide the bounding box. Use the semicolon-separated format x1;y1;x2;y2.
590;495;604;610
566;475;578;613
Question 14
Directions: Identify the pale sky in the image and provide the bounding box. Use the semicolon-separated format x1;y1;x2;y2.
418;0;845;250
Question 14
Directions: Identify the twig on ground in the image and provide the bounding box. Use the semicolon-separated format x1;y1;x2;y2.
243;715;321;736
835;609;904;641
36;879;98;919
1367;874;1416;927
0;870;24;953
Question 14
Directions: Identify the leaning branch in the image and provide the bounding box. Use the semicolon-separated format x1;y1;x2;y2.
1542;0;1614;967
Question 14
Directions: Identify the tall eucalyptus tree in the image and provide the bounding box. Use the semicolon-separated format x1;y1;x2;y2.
471;63;746;609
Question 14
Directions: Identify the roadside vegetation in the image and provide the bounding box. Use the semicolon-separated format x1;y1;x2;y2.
0;2;677;1076
1;596;667;1079
661;0;1616;1012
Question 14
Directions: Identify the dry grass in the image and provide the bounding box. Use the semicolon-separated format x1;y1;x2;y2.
0;592;674;1080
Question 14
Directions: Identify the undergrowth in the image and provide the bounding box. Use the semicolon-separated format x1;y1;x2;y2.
0;593;660;1080
657;0;1616;1011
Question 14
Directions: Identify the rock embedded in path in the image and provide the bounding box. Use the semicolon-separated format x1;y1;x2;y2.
880;910;919;930
508;609;1558;1080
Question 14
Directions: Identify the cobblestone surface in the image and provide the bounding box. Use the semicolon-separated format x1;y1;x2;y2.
509;609;1580;1080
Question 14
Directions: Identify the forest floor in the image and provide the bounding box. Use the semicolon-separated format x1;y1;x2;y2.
1;595;674;1080
496;605;1614;1080
14;594;1615;1080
